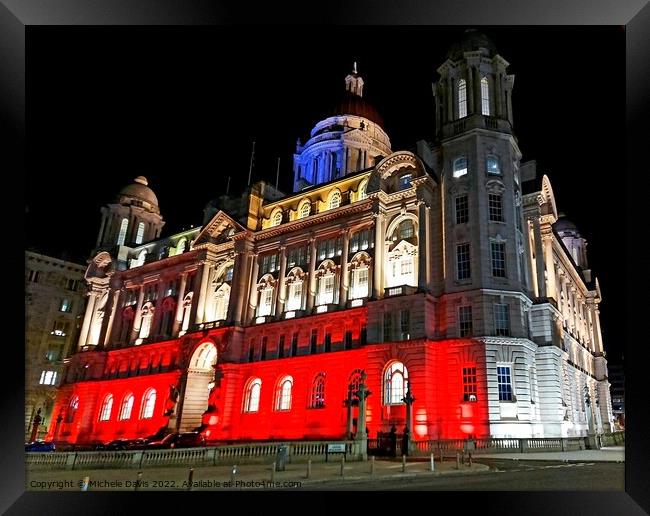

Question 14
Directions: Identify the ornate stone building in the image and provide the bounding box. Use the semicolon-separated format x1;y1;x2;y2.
25;251;86;440
47;30;614;445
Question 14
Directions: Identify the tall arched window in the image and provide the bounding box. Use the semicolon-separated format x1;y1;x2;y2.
387;217;418;288
328;191;341;210
271;210;283;227
181;292;193;333
192;342;217;370
257;276;275;317
310;373;326;408
99;394;113;421
135;222;145;244
316;261;337;306
119;393;134;420
139;302;155;340
243;378;262;413
275;376;293;411
453;157;468;178
117;218;129;246
285;268;305;311
481;76;490;116
384;361;408;405
349;253;371;300
458;79;467;118
213;283;230;322
66;396;79;423
347;369;363;402
159;298;176;337
141;389;156;419
299;201;311;219
358;179;368;201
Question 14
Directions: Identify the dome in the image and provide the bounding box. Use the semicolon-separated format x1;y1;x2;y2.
117;176;159;208
447;29;499;61
326;90;384;127
553;217;581;237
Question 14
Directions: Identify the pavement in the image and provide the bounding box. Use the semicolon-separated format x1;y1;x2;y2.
474;446;625;463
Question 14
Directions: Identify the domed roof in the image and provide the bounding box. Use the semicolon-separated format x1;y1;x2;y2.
447;29;498;60
326;90;384;127
553;217;581;236
117;176;159;207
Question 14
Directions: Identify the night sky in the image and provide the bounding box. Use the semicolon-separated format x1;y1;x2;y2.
25;26;624;361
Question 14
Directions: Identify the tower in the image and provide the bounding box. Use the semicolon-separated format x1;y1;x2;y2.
94;176;165;255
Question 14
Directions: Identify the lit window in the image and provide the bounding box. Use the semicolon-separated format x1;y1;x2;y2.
299;202;311;219
463;366;477;402
99;394;113;421
175;238;187;255
141;389;156;419
243;379;262;413
481;77;490;116
456;243;471;280
459;305;473;337
384;362;408;405
453;157;468;178
39;370;58;385
399;220;415;239
139;303;155;340
491;241;506;277
310;373;326;409
455;195;469;224
117;218;129;246
135;222;145;244
358;180;368;200
272;210;283;227
286;281;303;311
317;273;335;305
400;309;410;339
258;286;274;317
59;299;72;313
51;320;69;337
494;304;510;336
398;173;412;191
276;376;293;411
497;365;513;401
487;156;500;175
328;191;341;210
350;267;369;300
119;394;134;420
458;79;467;118
488;193;503;222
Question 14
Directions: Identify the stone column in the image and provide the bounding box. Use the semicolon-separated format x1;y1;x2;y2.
417;202;428;290
151;277;168;336
306;237;317;311
130;286;146;342
172;272;188;336
466;66;474;115
532;220;547;298
373;214;384;298
495;72;503;118
195;262;212;325
339;229;350;307
247;253;260;322
344;392;355;439
77;290;98;349
275;246;288;316
230;250;251;325
102;289;122;347
543;234;557;302
446;76;453;122
592;307;604;354
506;87;514;125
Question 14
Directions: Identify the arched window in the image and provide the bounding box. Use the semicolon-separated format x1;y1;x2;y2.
398;173;412;191
139;302;155;340
384;361;408;405
299;201;311;219
243;378;262;413
131;249;147;268
275;376;293;411
117;218;129;246
175;238;187;256
119;393;134;420
316;262;337;306
486;155;500;175
358;179;368;201
159;297;176;337
458;79;467;119
349;253;371;300
257;276;275;317
271;210;283;227
347;369;363;402
66;396;79;423
387;217;418;288
481;76;490;116
99;394;113;421
213;283;230;322
310;373;326;409
192;342;217;370
328;191;341;210
285;268;304;311
181;292;193;333
135;222;145;244
398;220;415;240
141;389;156;419
453;157;468;178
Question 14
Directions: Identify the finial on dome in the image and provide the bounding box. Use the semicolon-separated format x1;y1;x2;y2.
353;61;357;74
134;176;149;186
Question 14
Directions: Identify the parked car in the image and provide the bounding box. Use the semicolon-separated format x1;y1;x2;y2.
147;432;206;449
25;440;56;452
104;437;151;451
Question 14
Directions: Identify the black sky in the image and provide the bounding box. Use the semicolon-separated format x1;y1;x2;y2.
25;26;624;361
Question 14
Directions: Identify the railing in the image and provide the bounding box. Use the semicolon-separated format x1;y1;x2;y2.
411;436;590;456
600;431;625;447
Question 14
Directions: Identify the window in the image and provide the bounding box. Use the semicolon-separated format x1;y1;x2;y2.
344;330;353;350
278;335;285;359
486;155;500;175
66;278;79;291
117;218;129;245
119;394;134;420
459;305;473;337
51;320;69;337
248;341;255;363
299;202;311;219
260;337;267;360
139;303;154;340
258;286;274;317
99;394;113;421
458;79;467;118
350;229;371;253
141;389;156;419
455;195;468;224
261;254;279;274
350;267;369;300
317;274;335;306
481;76;490;116
287;281;303;311
488;193;503;222
398;173;412;191
400;309;410;339
358;180;368;200
317;237;342;260
135;222;145;244
328;191;341;210
225;266;234;282
324;333;332;352
310;329;318;354
66;396;79;423
59;299;72;313
27;269;40;283
243;379;262;413
384;362;408;405
456;243;471;280
383;312;392;341
45;344;63;362
271;210;283;227
453;157;468;178
310;373;326;408
399;220;415;239
291;332;298;357
276;376;293;411
494;304;510;336
497;365;513;401
39;370;57;385
491;242;506;277
463;367;477;402
287;247;307;267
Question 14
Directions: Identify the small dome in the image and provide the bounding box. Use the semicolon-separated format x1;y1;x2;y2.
553;217;581;237
327;90;384;127
117;176;159;207
447;29;498;60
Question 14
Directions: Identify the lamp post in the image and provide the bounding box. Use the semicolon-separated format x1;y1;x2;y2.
355;371;372;461
402;381;416;455
584;385;599;450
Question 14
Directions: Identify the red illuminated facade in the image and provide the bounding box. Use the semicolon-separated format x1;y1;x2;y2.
47;31;615;447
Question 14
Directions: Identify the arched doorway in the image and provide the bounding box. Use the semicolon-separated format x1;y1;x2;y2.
178;341;218;432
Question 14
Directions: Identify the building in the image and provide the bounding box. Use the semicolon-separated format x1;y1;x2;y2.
608;362;624;430
25;251;87;440
47;30;615;446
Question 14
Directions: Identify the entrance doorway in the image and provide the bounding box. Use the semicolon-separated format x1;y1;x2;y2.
178;342;218;432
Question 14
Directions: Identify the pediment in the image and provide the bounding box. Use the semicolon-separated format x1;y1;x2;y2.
193;210;245;246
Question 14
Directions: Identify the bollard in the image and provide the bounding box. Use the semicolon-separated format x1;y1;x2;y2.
370;456;375;476
402;454;406;472
306;459;312;479
186;468;194;491
134;472;143;491
340;456;345;477
271;462;276;483
456;451;460;470
231;465;237;486
80;476;89;491
430;453;435;472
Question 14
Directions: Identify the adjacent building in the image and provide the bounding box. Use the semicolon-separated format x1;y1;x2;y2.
46;30;615;446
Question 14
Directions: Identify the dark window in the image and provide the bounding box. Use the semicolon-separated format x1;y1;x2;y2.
383;312;392;341
291;332;298;356
260;337;267;361
491;242;506;277
455;195;469;224
400;310;410;339
310;329;318;354
324;333;332;352
459;305;473;337
360;325;367;345
494;304;510;336
456;243;471;280
497;366;513;401
278;335;285;358
344;330;353;350
488;193;504;222
248;341;255;363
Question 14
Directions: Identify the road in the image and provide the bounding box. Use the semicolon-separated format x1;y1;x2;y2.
308;459;625;491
